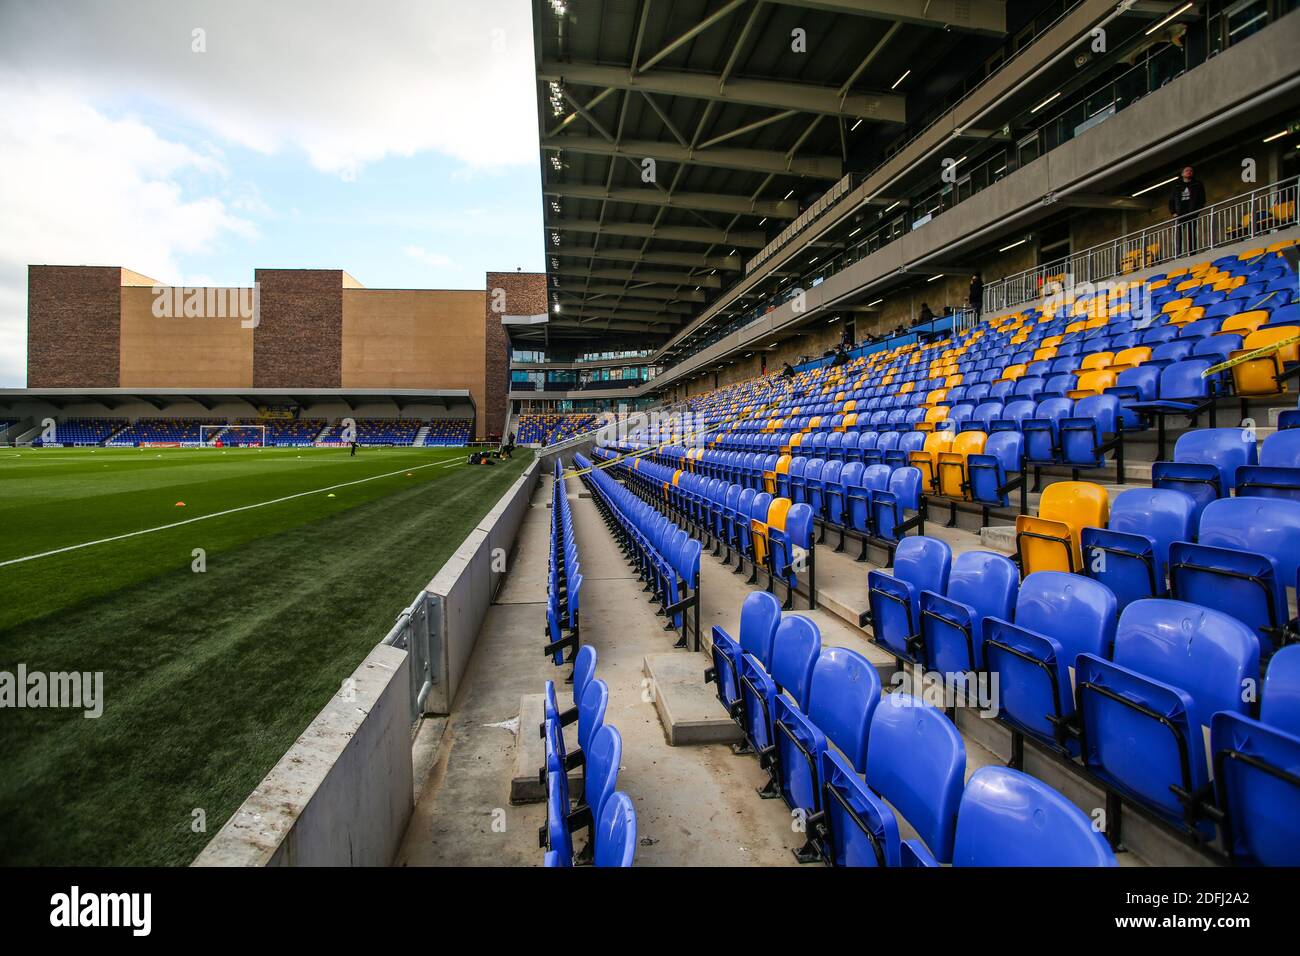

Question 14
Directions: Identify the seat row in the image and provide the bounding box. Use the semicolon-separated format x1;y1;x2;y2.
543;461;583;666
864;535;1300;863
1011;480;1300;655
540;645;636;867
705;591;1117;866
577;453;703;650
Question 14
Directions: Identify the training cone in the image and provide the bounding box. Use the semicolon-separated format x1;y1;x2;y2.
327;493;336;498
175;501;186;507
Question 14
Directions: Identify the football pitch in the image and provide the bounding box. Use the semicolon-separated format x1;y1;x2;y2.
0;445;533;866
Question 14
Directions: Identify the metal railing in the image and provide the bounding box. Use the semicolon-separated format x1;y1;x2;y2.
983;176;1300;314
745;173;857;274
382;590;439;727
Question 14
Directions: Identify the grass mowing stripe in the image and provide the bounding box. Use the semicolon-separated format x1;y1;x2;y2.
0;451;531;866
0;457;448;569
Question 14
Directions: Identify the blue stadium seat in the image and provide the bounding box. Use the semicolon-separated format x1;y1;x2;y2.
593;791;637;867
984;571;1117;754
947;767;1116;867
707;590;781;719
737;615;821;789
867;535;951;663
1081;487;1197;609
919;550;1019;673
1236;429;1300;501
1077;600;1258;837
1169;496;1300;655
1151;427;1258;520
774;647;881;862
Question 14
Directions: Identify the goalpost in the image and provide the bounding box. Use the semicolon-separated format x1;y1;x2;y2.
198;424;266;448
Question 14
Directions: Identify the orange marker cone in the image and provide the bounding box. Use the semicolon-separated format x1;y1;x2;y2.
175;501;186;507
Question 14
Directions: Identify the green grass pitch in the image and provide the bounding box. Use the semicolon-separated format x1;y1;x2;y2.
0;444;533;865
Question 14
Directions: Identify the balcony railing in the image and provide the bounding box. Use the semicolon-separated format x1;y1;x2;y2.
982;176;1300;314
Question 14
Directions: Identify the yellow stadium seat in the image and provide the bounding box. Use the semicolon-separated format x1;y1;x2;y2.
1229;326;1299;397
1068;369;1117;400
923;388;949;408
750;497;791;571
1001;363;1027;382
1015;481;1110;575
1033;346;1058;362
1076;352;1114;374
924;405;950;426
1161;297;1193;315
1217;311;1270;337
937;431;987;500
1169;306;1206;325
910;430;954;492
1108;346;1151;371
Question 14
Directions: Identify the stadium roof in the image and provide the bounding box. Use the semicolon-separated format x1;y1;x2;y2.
529;0;1010;350
0;388;476;411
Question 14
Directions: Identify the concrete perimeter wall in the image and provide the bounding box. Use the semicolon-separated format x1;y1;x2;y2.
194;454;541;866
426;456;541;714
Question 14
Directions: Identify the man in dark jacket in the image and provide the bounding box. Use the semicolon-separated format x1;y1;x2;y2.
780;362;796;379
1168;166;1206;255
969;273;984;319
830;344;849;367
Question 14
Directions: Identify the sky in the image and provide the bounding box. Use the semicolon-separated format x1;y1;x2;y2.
0;0;544;386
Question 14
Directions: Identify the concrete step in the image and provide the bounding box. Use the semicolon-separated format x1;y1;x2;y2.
510;693;582;804
643;652;742;746
980;525;1016;553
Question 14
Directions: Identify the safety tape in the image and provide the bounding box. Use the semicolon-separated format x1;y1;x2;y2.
1200;333;1300;377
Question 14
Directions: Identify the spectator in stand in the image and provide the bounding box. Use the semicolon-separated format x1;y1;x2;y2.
830;344;849;367
780;361;796;379
912;302;935;328
1169;165;1207;255
969;273;984;318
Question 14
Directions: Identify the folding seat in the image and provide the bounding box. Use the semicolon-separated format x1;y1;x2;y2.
945;767;1116;866
1022;397;1073;466
1146;338;1194;368
1219;311;1270;337
888;430;924;469
1015;480;1110;575
871;431;900;466
1140;324;1180;346
989;380;1016;402
1151;427;1257;520
786;458;809;507
1211;645;1300;865
866;535;952;663
1229;325;1300;398
737;490;771;574
983;571;1117;753
1236;429;1300;501
770;503;816;609
853;431;879;467
945;403;975;430
839;431;863;465
1038;372;1074;398
541;675;608;800
823;431;844;463
1013;376;1045;401
991;398;1036;432
848;464;891;544
1059;394;1123;473
1076;600;1258;837
1078;486;1194;612
965;383;991;403
967;400;1003;432
1169;497;1300;655
708;590;781;719
936;430;986;500
822;693;966;867
825;460;861;533
1191;332;1242;371
736;615;821;788
1068;369;1117;400
918;550;1019;674
1126;359;1219;459
967;431;1024;510
541;722;623;865
812;461;841;526
909;430;953;492
774;647;881;862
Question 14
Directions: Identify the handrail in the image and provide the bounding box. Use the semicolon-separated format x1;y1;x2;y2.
982;176;1300;313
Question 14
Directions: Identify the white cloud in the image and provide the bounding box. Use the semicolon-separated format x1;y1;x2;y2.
403;245;456;270
0;0;540;176
0;0;543;385
0;84;256;385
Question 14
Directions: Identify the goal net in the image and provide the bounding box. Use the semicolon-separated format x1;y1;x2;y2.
199;424;266;448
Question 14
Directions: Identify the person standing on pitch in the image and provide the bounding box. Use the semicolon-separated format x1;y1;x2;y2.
350;439;358;457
